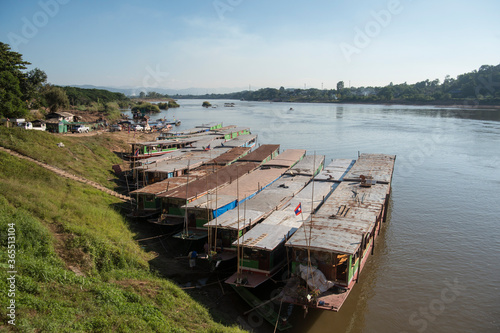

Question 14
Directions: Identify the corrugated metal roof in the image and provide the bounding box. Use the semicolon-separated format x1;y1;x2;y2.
238;144;280;163
135;150;186;165
286;181;391;255
315;159;355;181
286;155;325;176
135;148;231;173
132;138;196;146
285;217;374;255
195;122;222;128
158;162;259;200
233;179;334;250
204;174;311;229
236;224;299;251
316;182;390;218
218;167;286;199
212;125;237;132
167;127;210;136
217;126;250;135
184;167;287;210
130;176;191;195
222;134;258;148
209;147;251;165
265;149;306;168
342;153;396;184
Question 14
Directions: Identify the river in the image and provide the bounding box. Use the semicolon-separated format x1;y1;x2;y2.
131;100;500;332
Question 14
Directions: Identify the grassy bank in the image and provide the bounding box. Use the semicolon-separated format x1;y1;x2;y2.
0;127;126;189
0;140;244;331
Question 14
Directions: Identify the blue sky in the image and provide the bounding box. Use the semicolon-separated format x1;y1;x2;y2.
1;0;499;92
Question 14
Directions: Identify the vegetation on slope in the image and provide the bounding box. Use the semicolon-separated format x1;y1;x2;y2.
173;64;500;105
0;127;125;189
0;151;244;332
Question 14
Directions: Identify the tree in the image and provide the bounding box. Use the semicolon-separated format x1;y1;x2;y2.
336;81;344;92
22;68;47;108
378;86;394;100
0;42;30;118
0;71;26;118
42;85;69;112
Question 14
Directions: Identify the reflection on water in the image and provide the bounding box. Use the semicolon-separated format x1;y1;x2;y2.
135;100;500;332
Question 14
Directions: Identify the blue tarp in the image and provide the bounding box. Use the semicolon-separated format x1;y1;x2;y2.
213;200;238;219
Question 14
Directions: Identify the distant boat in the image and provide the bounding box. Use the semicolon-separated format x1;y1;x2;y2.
224;102;235;107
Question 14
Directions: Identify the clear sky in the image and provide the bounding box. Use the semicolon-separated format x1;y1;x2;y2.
1;0;499;92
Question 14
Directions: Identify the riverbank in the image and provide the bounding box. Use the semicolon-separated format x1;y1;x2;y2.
0;126;246;332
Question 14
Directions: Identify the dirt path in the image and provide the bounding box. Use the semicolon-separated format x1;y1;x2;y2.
0;145;132;202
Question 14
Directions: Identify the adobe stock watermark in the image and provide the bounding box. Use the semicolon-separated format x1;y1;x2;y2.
258;106;293;143
396;130;446;179
455;74;500;109
213;0;245;20
402;277;465;333
339;0;407;63
131;64;170;96
6;0;70;52
6;223;17;326
142;64;170;89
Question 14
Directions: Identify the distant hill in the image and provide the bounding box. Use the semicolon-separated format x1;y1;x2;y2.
68;85;249;97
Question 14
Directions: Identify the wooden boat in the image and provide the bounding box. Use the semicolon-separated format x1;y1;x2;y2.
128;139;196;159
282;154;396;312
225;159;355;288
231;285;292;331
203;154;321;264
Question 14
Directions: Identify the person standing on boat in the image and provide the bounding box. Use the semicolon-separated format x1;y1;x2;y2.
188;250;198;269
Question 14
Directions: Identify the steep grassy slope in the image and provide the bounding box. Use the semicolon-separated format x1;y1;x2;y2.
0;127;130;189
0;150;244;332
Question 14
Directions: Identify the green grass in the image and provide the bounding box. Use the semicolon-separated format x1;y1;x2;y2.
0;151;245;332
0;126;126;189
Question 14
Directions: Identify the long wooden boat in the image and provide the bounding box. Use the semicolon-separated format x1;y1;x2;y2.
129;139;196;159
282;154;396;312
225;159;355;288
203;155;322;263
230;285;292;331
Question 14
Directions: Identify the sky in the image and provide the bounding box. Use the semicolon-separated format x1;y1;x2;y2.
1;0;499;92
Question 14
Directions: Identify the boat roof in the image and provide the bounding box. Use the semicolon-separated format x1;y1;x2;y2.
236;223;301;251
315;159;356;182
131;138;196;146
342;153;396;184
286;180;391;255
135;150;187;165
184;167;286;210
222;134;258;148
195;122;222;128
167;127;210;136
212;125;237;132
285;217;374;255
204;174;311;229
237;144;280;163
216;126;250;135
264;149;306;168
286;155;325;176
135;148;231;173
232;179;334;250
158;162;259;200
316;182;390;216
208;147;251;165
130;176;192;195
184;194;237;210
